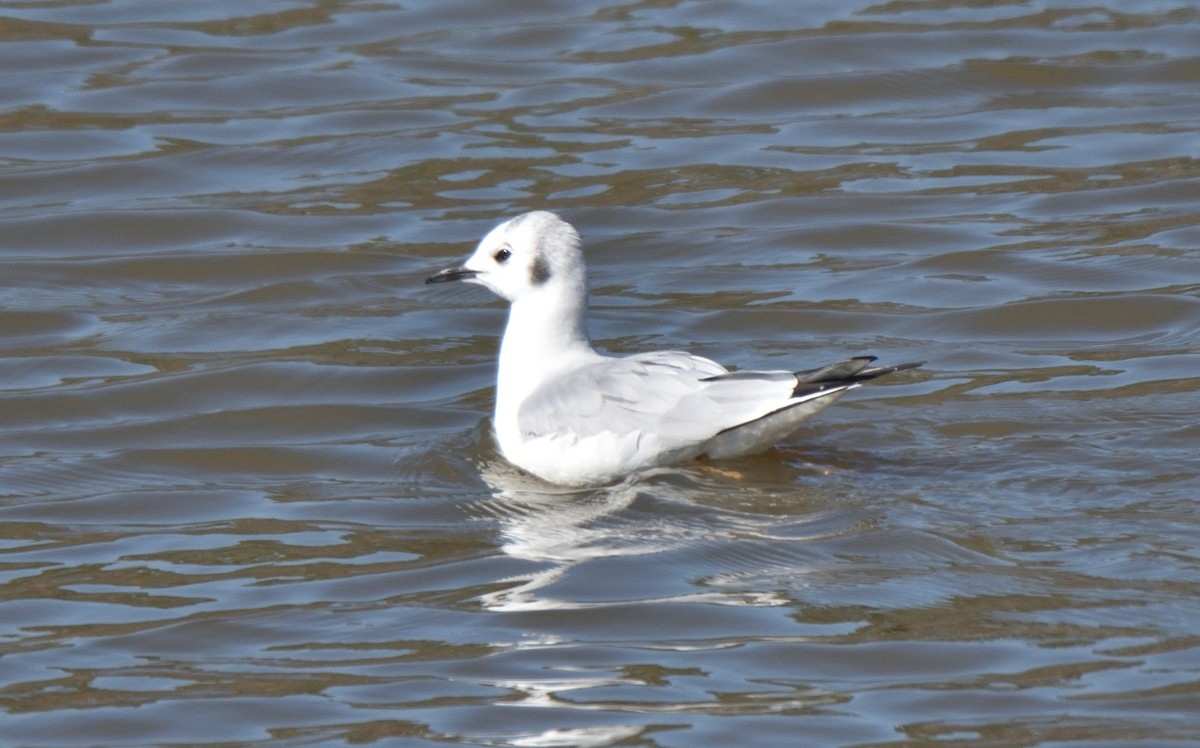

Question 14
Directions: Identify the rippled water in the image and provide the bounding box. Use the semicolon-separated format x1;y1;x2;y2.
2;1;1199;745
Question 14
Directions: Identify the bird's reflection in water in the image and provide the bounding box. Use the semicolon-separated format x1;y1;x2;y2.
465;455;849;612
466;460;646;610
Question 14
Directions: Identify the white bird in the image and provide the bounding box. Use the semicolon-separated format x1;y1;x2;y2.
427;211;921;486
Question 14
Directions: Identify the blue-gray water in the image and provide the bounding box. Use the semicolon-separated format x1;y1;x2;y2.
1;2;1199;746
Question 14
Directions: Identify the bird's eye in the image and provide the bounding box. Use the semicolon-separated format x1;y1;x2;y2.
493;247;512;264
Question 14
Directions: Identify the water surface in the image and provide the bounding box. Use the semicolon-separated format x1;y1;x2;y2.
1;1;1199;746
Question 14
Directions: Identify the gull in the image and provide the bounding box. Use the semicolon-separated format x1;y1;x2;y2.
427;211;922;486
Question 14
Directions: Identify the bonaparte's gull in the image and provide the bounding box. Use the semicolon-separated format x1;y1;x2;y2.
427;211;922;486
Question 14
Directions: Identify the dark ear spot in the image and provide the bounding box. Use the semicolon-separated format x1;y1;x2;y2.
531;255;552;285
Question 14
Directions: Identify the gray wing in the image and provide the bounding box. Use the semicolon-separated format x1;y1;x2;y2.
516;350;799;447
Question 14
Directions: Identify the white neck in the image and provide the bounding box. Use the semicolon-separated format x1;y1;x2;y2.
494;282;598;428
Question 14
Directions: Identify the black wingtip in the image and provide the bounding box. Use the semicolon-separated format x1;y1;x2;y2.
792;357;923;396
858;360;924;378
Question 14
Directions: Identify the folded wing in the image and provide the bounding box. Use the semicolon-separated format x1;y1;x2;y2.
517;350;804;451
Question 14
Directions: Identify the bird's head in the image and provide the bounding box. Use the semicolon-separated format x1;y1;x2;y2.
426;211;586;303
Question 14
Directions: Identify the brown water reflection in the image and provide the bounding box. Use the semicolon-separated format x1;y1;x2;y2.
1;1;1199;746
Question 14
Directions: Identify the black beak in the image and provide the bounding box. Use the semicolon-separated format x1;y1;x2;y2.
425;266;479;284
